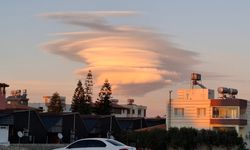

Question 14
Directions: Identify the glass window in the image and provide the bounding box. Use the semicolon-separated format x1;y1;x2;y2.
87;140;106;147
68;140;88;148
132;109;135;114
106;139;125;146
212;107;239;119
127;109;130;114
138;109;141;115
197;108;206;117
174;108;184;117
67;140;106;148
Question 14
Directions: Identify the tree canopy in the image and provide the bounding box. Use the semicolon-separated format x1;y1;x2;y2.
48;92;63;113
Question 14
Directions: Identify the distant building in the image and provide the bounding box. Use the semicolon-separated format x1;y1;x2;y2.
167;73;250;149
6;89;29;106
111;99;147;118
29;96;70;112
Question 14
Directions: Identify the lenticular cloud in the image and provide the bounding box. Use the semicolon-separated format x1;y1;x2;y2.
42;11;199;96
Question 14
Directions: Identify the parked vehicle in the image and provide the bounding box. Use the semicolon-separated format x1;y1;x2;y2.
53;138;136;150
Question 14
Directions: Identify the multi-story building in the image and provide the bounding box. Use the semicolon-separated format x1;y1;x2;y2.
111;99;147;118
166;73;250;148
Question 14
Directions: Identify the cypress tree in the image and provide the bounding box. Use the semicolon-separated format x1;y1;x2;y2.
95;79;112;115
71;80;91;114
48;92;63;113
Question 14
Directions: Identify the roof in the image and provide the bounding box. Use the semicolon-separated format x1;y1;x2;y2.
40;115;63;132
0;113;13;125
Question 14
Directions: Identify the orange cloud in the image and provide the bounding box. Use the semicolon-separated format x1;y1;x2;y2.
42;11;199;96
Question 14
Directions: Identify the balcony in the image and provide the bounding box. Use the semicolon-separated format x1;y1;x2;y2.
210;118;247;125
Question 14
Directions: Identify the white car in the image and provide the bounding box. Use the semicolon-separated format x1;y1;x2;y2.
53;138;136;150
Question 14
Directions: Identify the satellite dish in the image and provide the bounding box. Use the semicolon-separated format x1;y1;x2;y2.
17;131;23;138
57;133;63;139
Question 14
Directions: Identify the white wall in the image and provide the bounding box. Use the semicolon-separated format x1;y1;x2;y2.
0;126;9;145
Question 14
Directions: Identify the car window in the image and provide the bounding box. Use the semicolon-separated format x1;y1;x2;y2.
87;140;106;147
106;139;125;146
67;140;88;148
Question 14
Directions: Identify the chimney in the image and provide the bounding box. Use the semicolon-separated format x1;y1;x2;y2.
0;83;9;109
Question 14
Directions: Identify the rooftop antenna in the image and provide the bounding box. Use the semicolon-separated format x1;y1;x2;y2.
191;73;206;89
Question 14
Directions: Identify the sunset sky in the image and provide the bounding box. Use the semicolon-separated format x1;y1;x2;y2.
1;1;250;116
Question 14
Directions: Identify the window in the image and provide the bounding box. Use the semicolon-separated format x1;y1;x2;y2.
174;108;184;117
127;109;130;114
106;139;125;146
67;140;106;148
132;109;135;114
197;108;206;117
138;109;141;115
212;107;239;119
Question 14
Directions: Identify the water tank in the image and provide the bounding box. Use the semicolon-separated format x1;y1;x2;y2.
217;87;229;94
128;99;134;105
191;73;201;81
228;88;238;95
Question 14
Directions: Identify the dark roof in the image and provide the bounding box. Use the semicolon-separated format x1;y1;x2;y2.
0;113;13;125
116;117;147;131
40;116;62;133
145;118;166;127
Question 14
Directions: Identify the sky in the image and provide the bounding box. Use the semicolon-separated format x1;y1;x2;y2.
0;1;250;117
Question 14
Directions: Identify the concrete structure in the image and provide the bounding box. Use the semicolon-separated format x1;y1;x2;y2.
167;73;250;148
111;99;147;118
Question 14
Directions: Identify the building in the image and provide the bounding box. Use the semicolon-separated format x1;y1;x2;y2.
6;89;29;106
111;99;147;118
29;96;70;112
166;73;250;148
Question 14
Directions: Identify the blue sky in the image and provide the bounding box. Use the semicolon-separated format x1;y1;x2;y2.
1;1;249;116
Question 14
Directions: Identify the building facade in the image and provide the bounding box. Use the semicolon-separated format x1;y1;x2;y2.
111;99;147;118
166;73;250;148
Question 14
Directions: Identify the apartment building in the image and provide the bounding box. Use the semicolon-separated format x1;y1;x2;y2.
166;73;250;148
111;99;147;118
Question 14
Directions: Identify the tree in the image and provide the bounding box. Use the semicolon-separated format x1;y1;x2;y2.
71;80;92;114
95;79;112;115
84;70;93;103
48;92;63;113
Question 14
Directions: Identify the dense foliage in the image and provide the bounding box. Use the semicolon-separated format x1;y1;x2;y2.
94;79;112;115
48;92;63;113
117;127;246;150
71;80;92;114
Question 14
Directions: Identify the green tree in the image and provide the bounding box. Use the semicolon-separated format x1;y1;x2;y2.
84;70;93;103
71;80;91;114
48;92;63;113
95;79;112;115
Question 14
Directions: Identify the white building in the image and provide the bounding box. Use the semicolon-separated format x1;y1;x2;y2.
29;96;71;112
166;73;250;148
111;99;147;118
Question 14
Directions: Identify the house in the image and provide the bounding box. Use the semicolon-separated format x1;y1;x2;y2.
40;112;88;143
166;73;250;148
0;110;47;144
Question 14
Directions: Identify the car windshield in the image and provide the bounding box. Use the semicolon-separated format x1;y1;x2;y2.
106;139;125;146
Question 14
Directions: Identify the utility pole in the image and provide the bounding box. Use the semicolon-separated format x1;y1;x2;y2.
168;90;172;130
